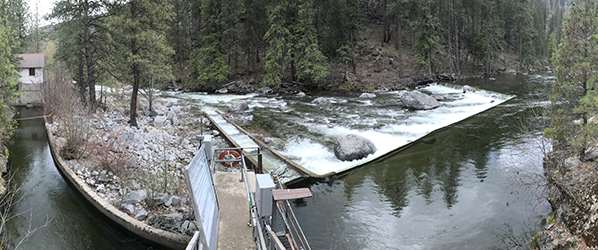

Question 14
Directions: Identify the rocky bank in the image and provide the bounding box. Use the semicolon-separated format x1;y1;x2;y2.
46;88;234;236
534;150;598;250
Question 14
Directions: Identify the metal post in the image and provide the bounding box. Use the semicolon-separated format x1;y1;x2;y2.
258;148;263;174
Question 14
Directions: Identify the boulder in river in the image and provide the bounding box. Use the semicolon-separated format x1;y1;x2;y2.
400;90;440;110
311;97;330;105
227;101;249;113
462;85;475;93
334;134;377;161
359;93;376;99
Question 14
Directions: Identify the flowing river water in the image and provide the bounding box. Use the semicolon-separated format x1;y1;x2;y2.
6;73;552;249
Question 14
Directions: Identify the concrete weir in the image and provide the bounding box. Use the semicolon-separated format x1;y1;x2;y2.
45;119;191;250
205;86;515;181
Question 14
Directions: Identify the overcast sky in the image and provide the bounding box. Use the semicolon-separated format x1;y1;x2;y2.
27;0;55;25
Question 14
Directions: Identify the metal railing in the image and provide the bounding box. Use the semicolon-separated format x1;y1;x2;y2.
187;145;311;250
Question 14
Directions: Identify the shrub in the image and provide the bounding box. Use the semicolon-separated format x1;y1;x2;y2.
60;113;90;160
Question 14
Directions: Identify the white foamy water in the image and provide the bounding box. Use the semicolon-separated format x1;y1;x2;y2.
171;84;514;180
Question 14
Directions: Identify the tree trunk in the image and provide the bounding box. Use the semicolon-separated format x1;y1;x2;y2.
382;0;387;46
77;44;87;105
350;29;356;74
84;0;96;108
129;1;139;127
396;17;403;78
428;53;432;77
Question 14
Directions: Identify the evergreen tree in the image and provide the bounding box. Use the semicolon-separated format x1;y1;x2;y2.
262;1;288;86
168;0;193;83
242;0;268;73
547;31;557;61
263;0;328;86
3;0;28;52
106;0;174;127
51;0;107;106
414;0;443;76
192;0;230;85
546;0;598;160
291;0;329;84
0;7;19;143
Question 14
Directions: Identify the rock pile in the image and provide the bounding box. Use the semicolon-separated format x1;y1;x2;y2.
47;92;215;235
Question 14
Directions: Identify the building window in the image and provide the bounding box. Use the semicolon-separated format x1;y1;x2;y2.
29;68;35;76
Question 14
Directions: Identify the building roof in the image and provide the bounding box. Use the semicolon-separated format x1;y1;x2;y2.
17;53;45;68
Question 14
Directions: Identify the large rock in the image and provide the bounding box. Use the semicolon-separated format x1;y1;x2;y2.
153;116;168;128
400;90;440;110
228;101;249;113
415;74;435;85
257;87;273;94
334;134;377;161
462;85;475;93
148;213;183;233
311;97;330;105
145;192;169;206
116;189;147;205
135;208;148;221
359;93;376;99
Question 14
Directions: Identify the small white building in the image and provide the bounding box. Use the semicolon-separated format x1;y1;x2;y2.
17;53;45;104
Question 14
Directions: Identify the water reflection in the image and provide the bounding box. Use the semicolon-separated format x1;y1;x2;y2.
292;74;553;249
6;108;154;250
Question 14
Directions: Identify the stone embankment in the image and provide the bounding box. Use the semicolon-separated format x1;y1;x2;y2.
534;150;598;250
45;89;229;249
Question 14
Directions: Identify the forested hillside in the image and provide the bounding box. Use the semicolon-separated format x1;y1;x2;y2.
5;0;569;97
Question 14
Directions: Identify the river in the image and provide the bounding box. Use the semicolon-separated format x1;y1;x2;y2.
5;73;551;249
290;74;552;249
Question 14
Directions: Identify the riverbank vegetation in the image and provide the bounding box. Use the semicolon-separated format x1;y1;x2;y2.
0;0;23;195
539;0;598;249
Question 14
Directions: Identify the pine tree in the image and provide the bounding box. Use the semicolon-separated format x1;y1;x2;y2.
51;0;108;106
291;0;329;84
547;31;558;61
168;0;193;83
0;8;19;143
546;0;598;160
414;0;443;76
242;0;268;73
262;1;287;86
263;0;328;86
193;0;230;85
106;0;174;127
3;0;28;52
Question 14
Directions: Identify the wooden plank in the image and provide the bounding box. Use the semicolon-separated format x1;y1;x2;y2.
272;188;312;201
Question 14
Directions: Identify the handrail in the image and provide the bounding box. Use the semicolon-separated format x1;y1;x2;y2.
216;146;268;250
283;199;311;250
277;200;311;250
265;225;286;250
185;231;201;250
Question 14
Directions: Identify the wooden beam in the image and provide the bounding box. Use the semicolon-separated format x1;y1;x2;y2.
272;188;313;201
